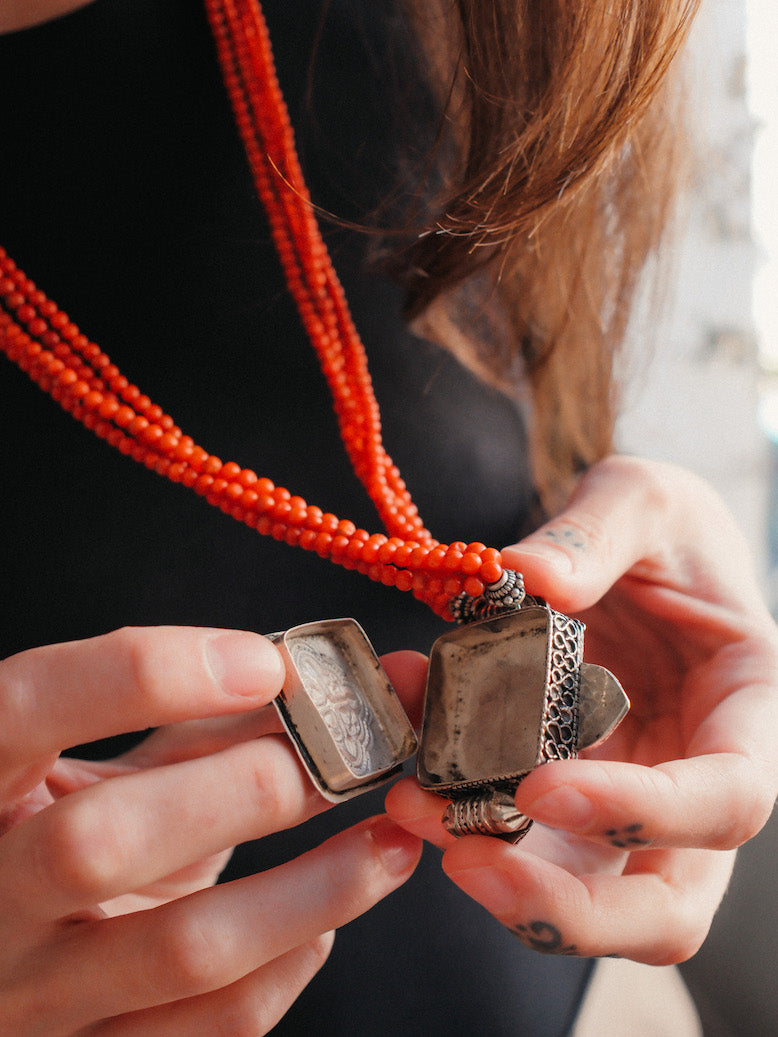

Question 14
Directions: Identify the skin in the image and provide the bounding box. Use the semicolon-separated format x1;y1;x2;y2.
0;628;425;1034
386;455;778;966
0;0;98;33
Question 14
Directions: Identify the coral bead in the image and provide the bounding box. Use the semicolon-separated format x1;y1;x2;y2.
395;570;414;592
464;576;486;598
221;461;242;481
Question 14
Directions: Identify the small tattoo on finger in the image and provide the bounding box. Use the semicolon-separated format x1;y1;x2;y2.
605;823;649;849
542;525;588;551
511;921;578;955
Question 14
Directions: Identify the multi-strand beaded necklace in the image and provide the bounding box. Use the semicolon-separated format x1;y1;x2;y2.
0;0;524;623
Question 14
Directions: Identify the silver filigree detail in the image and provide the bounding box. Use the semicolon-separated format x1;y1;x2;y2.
540;612;583;761
452;568;525;624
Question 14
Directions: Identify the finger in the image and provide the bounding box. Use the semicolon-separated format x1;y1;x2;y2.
22;817;421;1031
0;626;285;768
514;752;776;852
500;455;764;613
117;705;283;767
114;651;427;768
442;836;735;964
90;933;334;1036
384;777;629;875
380;651;428;729
0;735;324;919
384;776;458;848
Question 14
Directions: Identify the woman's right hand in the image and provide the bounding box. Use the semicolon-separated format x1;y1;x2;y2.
0;627;423;1035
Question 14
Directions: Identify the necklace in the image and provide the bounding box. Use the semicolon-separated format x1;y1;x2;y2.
0;0;523;625
0;0;628;839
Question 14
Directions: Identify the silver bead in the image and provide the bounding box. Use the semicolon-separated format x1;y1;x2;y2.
452;567;525;624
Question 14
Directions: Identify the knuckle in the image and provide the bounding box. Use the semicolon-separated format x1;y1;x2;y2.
217;994;286;1037
595;455;677;523
308;930;335;969
117;627;168;708
722;783;775;849
637;904;710;966
245;737;315;821
699;754;777;850
103;625;190;713
150;910;233;997
652;877;716;965
597;454;669;494
658;916;711;965
34;797;119;904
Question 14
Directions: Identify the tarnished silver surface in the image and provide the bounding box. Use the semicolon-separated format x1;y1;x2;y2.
271;619;417;802
417;602;628;841
443;790;533;842
577;663;630;751
417;605;586;791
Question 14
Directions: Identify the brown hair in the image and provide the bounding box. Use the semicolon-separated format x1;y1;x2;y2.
396;0;700;508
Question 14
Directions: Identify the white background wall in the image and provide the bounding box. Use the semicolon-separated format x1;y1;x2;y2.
617;1;768;566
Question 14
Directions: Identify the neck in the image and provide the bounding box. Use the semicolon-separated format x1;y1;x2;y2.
0;0;96;34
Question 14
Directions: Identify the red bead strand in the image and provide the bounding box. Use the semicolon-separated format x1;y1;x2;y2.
0;0;505;619
203;0;430;544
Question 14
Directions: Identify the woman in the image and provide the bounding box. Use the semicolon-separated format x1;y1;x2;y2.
0;0;775;1033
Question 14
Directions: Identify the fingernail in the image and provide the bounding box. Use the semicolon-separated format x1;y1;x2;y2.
366;816;422;876
448;865;518;917
520;786;595;829
510;541;573;574
206;632;285;698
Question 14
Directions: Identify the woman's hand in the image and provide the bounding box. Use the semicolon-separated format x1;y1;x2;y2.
0;627;422;1035
386;455;778;965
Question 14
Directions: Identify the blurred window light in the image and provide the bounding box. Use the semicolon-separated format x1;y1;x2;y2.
747;1;778;439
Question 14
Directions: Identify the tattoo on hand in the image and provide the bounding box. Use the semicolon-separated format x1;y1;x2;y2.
542;525;588;551
511;921;578;955
605;823;649;849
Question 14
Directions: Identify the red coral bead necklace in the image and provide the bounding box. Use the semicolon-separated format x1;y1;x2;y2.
0;0;518;622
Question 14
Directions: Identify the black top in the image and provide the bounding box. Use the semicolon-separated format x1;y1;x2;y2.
0;1;591;1032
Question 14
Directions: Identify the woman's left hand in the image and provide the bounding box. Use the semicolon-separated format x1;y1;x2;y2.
386;455;778;964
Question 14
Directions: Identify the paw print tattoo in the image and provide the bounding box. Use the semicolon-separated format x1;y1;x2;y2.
542;525;588;551
605;823;649;849
511;921;578;955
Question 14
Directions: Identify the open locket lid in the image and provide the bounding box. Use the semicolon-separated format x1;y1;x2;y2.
271;618;417;802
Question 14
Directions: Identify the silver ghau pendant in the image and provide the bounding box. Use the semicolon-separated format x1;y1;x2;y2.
268;572;628;843
417;574;629;842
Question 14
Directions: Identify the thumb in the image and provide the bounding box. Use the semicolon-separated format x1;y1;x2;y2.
501;455;757;613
